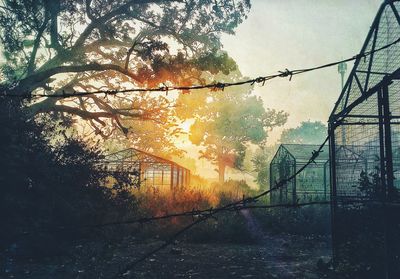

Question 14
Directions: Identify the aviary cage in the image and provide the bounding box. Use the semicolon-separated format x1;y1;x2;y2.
329;1;400;277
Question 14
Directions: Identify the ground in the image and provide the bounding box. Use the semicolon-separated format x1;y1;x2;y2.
2;231;331;278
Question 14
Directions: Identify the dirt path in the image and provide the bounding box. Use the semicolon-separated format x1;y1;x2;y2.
131;232;330;279
2;214;332;279
2;236;330;279
2;210;331;279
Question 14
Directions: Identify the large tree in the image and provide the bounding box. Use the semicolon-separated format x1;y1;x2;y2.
0;0;250;138
177;72;288;183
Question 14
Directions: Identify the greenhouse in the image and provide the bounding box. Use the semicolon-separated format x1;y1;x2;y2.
98;148;190;191
270;144;330;205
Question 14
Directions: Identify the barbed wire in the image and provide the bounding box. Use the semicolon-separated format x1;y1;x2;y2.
18;136;329;237
3;37;400;100
113;135;330;277
5;36;400;273
114;197;397;278
10;133;394;276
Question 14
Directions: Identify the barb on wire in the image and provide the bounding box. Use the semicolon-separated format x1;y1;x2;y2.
278;69;293;80
3;37;400;99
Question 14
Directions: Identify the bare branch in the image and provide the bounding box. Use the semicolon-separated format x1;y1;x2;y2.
73;0;177;49
125;32;143;70
85;0;96;21
45;104;143;120
15;63;140;95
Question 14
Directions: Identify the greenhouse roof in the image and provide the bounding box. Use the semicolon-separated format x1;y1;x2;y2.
98;148;190;171
280;144;330;161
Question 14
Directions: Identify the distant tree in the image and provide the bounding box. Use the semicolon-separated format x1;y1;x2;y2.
280;120;327;144
177;72;288;183
0;0;250;139
251;145;277;188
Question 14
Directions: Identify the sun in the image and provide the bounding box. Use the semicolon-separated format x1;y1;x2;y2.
179;119;194;134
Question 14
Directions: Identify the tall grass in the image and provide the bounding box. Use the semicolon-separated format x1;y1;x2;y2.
123;178;259;243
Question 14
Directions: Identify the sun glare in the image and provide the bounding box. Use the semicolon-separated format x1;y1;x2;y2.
180;119;194;133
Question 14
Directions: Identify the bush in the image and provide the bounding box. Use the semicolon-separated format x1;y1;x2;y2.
252;205;332;235
0;99;137;256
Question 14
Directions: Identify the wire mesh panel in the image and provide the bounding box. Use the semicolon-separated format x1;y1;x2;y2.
329;1;400;277
296;162;330;202
270;145;295;204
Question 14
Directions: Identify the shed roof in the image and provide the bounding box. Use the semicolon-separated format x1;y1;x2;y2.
280;144;329;161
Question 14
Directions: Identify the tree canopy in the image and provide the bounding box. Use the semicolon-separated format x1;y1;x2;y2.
0;0;250;140
280;120;327;145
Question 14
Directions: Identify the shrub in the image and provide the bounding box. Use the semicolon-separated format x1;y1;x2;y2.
0;99;137;256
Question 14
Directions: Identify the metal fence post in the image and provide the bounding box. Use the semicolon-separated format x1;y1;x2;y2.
328;122;338;266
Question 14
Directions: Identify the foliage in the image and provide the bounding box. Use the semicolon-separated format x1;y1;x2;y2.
212;179;258;199
187;212;257;244
101;94;186;157
251;145;277;188
280;120;327;144
177;72;288;183
357;169;383;199
131;180;260;244
0;0;251;141
252;206;331;236
0;99;137;255
358;168;399;200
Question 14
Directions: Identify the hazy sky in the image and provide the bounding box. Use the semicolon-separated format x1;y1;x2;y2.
0;1;385;181
220;0;383;143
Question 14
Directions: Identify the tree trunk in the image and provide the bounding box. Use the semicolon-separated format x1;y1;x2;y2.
218;161;226;184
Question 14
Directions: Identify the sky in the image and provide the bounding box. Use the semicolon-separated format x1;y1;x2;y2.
220;0;383;144
176;0;385;181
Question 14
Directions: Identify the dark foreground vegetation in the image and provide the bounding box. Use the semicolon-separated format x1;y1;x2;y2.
0;100;331;279
0;99;138;258
0;99;389;279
